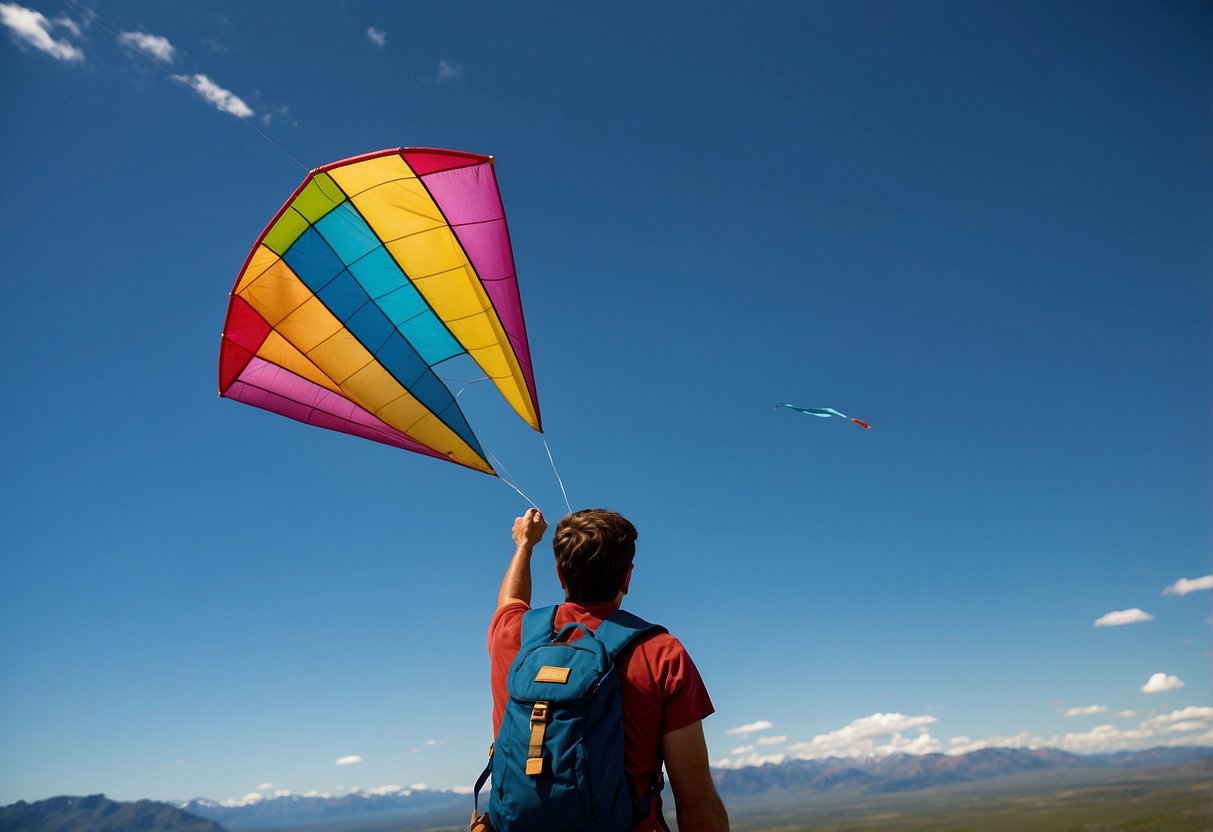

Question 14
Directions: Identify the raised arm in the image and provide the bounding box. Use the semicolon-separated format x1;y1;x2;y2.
496;508;548;610
662;720;730;832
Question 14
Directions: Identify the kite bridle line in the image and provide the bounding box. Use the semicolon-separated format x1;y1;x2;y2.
441;373;571;514
487;438;572;515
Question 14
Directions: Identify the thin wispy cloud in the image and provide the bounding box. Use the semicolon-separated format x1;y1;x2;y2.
1163;575;1213;596
1094;608;1153;627
437;58;464;80
117;30;175;63
1064;705;1108;717
366;26;386;47
0;2;84;61
171;73;254;118
335;754;363;766
756;735;787;746
729;744;754;755
1141;672;1184;694
725;720;773;736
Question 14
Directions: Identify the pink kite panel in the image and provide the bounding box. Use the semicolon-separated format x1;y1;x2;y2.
422;164;539;413
229;358;453;462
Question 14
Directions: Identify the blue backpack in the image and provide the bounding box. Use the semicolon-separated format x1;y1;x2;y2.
473;606;666;831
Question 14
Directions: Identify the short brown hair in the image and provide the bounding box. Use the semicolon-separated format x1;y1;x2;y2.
552;509;637;602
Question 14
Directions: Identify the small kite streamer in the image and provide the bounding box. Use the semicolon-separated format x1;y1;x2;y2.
775;403;871;430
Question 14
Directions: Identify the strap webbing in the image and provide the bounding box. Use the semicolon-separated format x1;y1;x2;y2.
526;701;550;776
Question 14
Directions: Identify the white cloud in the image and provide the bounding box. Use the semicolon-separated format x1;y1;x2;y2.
451;785;473;795
53;13;83;38
1118;710;1138;718
424;739;445;747
945;707;1213;758
0;3;84;61
725;720;773;736
1152;706;1213;727
409;783;428;791
366;26;386;47
335;755;363;766
1094;608;1154;627
717;706;1213;771
948;732;1041;755
256;783;273;791
756;735;787;746
1163;575;1213;596
437;58;464;80
362;785;401;796
171;73;254;118
1064;705;1108;717
117;30;175;63
783;713;939;760
715;751;786;769
1141;673;1184;694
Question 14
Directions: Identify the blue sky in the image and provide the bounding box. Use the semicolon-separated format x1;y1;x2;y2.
1;0;1210;807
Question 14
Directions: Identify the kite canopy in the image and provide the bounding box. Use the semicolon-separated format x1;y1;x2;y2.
776;404;871;430
218;147;541;474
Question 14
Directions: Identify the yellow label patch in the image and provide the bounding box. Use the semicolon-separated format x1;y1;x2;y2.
534;665;571;684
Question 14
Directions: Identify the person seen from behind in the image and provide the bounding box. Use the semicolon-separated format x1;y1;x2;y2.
487;507;730;832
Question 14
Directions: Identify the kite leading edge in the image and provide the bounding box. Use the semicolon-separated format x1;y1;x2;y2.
776;403;871;430
218;147;542;475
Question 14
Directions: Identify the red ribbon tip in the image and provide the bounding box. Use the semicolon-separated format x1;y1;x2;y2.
851;419;872;430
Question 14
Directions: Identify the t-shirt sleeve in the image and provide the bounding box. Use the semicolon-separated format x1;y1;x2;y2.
488;601;529;654
644;635;715;735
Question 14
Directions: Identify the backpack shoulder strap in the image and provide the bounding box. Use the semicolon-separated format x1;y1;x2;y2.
519;605;559;651
594;609;667;661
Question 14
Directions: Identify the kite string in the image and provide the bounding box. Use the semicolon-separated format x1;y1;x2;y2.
542;434;572;515
488;451;538;509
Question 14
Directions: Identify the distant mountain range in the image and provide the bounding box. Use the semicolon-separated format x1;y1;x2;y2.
4;746;1209;831
179;788;465;831
0;794;222;832
710;745;1212;799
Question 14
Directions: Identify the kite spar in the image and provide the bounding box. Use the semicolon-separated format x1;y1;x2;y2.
218;147;541;476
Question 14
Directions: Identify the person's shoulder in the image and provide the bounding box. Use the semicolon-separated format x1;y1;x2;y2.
488;600;531;642
628;623;692;661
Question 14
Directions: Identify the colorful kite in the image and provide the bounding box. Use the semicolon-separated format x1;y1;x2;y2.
775;404;871;430
218;147;540;475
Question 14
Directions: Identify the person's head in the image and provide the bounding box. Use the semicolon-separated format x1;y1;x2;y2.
552;509;637;603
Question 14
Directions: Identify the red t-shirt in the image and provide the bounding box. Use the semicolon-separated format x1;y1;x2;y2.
488;600;714;832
